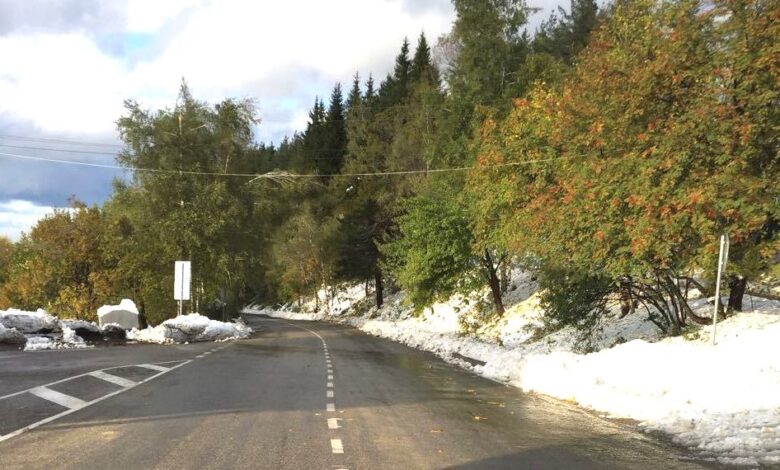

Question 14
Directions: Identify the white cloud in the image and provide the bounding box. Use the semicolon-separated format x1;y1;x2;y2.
0;0;455;141
0;200;61;241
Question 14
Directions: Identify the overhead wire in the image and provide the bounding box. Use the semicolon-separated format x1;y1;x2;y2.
0;150;573;180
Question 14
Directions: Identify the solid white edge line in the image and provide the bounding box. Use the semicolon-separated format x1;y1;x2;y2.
89;370;137;388
29;386;88;410
0;360;192;443
331;438;344;454
326;403;336;412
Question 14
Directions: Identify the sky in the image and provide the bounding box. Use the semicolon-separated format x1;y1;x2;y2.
0;0;566;241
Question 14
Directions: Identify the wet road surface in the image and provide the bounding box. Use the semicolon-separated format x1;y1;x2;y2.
0;315;724;469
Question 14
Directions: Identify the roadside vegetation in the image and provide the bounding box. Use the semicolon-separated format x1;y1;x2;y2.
0;0;777;335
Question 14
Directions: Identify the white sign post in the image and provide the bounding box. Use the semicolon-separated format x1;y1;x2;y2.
174;261;191;316
711;234;730;346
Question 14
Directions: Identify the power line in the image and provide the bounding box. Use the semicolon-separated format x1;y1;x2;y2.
0;150;572;179
0;134;123;148
0;144;119;156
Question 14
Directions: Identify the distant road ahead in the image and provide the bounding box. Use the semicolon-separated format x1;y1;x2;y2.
0;315;722;469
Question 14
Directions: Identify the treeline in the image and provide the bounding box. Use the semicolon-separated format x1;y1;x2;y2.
0;0;777;334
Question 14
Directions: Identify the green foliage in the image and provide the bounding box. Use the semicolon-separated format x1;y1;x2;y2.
537;265;613;334
380;190;478;312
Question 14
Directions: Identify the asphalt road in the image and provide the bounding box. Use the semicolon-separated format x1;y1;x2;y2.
0;315;724;469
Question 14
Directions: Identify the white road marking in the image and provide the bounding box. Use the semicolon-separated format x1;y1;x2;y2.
331;438;344;454
204;352;212;355
0;360;192;443
328;418;341;429
327;382;334;388
89;370;136;388
327;390;334;398
137;363;169;372
29;387;87;410
196;354;205;358
327;403;336;412
328;375;333;380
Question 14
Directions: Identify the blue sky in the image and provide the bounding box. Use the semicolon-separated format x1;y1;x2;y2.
0;0;566;240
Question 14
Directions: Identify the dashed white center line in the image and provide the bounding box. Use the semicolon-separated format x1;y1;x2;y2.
327;382;334;388
29;387;87;410
89;370;136;388
204;352;211;355
196;354;205;358
331;438;344;454
327;390;334;398
328;418;342;429
137;363;169;372
326;403;336;412
328;375;333;380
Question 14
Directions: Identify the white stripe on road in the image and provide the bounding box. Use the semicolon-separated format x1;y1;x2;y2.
196;354;205;358
328;418;341;429
328;375;333;380
331;438;344;454
0;360;192;444
327;403;336;412
327;390;334;398
29;387;87;410
137;363;169;372
89;370;136;388
327;382;334;388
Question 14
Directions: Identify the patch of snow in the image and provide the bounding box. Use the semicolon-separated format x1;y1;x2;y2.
23;327;90;351
127;313;251;344
0;308;60;334
0;323;26;344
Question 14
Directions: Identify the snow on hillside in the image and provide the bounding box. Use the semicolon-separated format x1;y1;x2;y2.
245;273;780;466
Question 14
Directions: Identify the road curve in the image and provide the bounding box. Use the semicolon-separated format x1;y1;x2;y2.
0;315;722;469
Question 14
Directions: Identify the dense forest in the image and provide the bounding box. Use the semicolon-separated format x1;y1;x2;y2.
0;0;777;334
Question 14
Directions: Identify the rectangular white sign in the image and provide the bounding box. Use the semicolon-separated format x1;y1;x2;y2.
174;261;191;301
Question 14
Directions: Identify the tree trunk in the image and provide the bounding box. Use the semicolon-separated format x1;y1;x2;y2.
728;276;747;312
374;271;384;309
483;249;505;316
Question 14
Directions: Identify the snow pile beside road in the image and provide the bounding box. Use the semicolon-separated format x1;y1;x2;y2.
514;312;780;465
0;308;60;334
0;323;26;344
128;313;251;344
23;327;90;351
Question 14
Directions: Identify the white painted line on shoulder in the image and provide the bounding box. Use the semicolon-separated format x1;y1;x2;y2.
331;438;344;454
326;403;336;412
0;360;192;444
89;370;136;388
327;390;334;398
137;363;169;372
328;418;342;429
29;387;87;410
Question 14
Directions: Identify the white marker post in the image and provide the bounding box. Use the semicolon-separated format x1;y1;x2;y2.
174;261;191;316
711;234;729;345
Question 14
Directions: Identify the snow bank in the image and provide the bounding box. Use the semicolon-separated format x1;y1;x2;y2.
246;275;780;466
128;313;252;344
23;327;90;351
0;323;26;344
0;308;60;334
